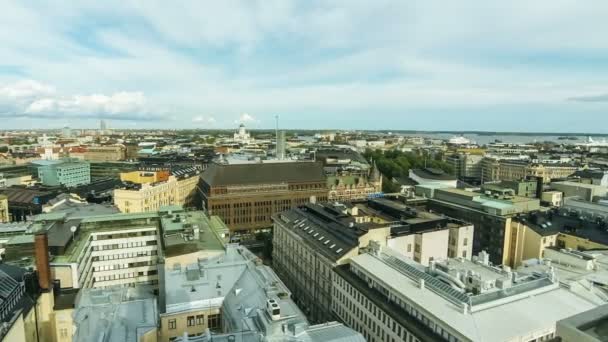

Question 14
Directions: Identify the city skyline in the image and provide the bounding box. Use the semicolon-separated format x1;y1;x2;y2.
1;1;608;131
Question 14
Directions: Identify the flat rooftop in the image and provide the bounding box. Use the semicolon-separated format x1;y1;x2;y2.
348;247;598;342
73;286;158;342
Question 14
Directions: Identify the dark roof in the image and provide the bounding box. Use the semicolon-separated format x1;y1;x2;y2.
54;288;80;310
392;176;418;186
0;187;57;205
0;264;34;330
411;168;456;181
571;169;607;180
315;148;368;165
202;161;326;186
515;211;608;243
274;203;366;261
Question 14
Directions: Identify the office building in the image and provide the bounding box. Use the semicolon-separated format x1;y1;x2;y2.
114;167;200;213
333;244;600;342
551;181;608;202
200;161;328;233
422;186;540;266
161;244;364;342
481;158;579;183
272;199;473;323
32;158;91;187
0;203;228;292
0;194;8;223
447;153;483;184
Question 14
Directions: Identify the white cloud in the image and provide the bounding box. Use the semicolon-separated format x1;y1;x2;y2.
1;1;608;129
238;113;256;123
0;80;157;120
192;115;216;124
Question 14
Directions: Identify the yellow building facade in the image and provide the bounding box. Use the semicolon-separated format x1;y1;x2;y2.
0;194;8;223
114;174;200;213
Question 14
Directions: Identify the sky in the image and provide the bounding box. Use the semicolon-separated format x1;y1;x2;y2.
1;1;608;132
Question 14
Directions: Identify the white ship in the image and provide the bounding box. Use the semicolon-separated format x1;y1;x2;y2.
577;136;608;147
448;135;473;145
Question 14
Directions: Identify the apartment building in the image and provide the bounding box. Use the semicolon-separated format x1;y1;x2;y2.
114;167;200;213
31;158;91;187
201;161;328;232
0;194;8;223
272;199;473;323
421;186;540;266
160;244;364;342
332;244;602;342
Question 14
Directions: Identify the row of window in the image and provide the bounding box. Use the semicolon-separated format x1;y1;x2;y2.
91;250;157;262
167;313;221;330
94;269;157;282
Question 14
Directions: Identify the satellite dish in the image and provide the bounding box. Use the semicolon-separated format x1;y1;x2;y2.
70;226;77;233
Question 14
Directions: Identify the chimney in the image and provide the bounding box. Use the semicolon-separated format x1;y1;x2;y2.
535;176;544;199
34;231;51;291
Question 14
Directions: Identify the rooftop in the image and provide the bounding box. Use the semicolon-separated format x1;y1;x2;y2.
347;245;598;342
514;210;608;244
160;209;226;258
275;203;371;261
73;286;158;342
411;168;457;181
169;245;364;342
202;161;326;187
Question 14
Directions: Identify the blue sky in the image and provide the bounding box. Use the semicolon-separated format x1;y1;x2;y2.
1;1;608;132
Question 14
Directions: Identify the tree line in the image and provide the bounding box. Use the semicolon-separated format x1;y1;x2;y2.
363;149;454;193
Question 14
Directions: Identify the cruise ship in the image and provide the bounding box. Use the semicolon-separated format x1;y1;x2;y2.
448;135;473;145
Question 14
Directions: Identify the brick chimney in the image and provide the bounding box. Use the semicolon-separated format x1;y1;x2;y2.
34;231;51;291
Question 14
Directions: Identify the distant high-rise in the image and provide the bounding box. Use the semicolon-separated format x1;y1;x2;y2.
276;130;286;160
99;119;107;130
61;126;72;138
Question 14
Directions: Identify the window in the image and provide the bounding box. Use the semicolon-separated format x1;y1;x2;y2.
407;244;412;253
462;251;467;258
168;319;176;330
187;316;195;327
208;313;221;330
463;238;468;246
196;315;204;325
59;328;68;338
